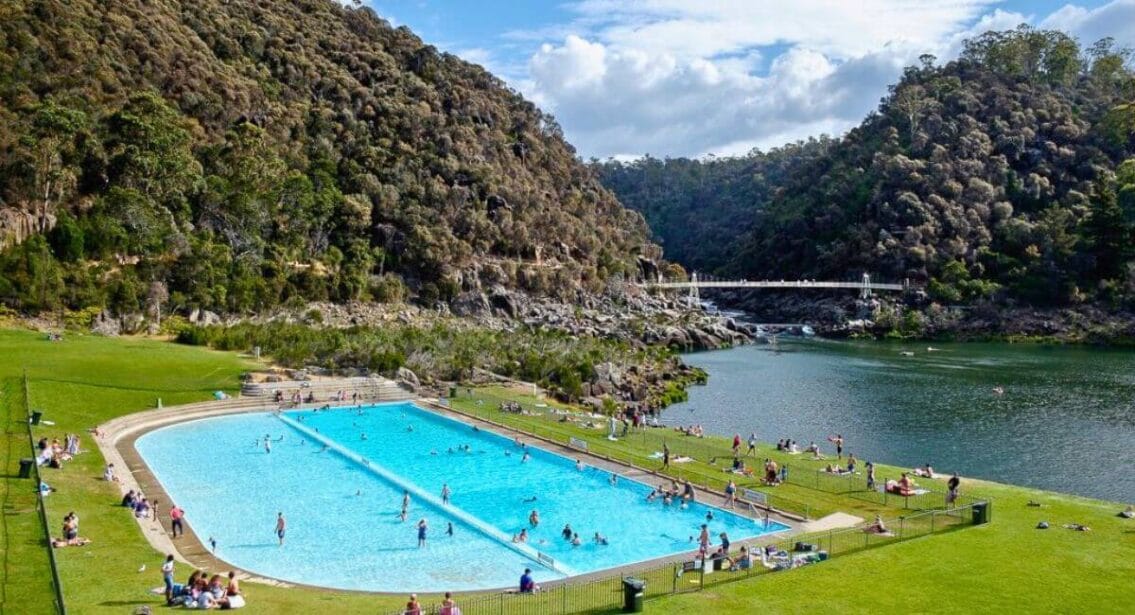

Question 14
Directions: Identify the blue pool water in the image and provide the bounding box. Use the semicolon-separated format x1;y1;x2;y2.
135;402;788;591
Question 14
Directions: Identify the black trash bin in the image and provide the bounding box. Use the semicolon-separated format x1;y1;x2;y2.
972;501;991;525
18;458;34;479
30;411;42;425
622;577;645;613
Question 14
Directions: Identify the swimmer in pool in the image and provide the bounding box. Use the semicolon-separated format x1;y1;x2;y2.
521;452;530;463
446;522;454;536
523;496;538;503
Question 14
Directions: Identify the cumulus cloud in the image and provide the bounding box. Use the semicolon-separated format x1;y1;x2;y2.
517;1;1004;157
1041;0;1135;48
526;34;919;158
512;1;1135;158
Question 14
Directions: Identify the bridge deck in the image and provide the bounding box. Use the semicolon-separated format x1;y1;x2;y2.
639;281;906;291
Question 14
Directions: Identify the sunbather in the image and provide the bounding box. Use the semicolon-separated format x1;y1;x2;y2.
864;514;889;534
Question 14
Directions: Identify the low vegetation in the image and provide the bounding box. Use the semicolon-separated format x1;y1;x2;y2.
176;321;701;406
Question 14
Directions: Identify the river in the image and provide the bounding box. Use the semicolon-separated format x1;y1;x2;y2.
667;339;1135;502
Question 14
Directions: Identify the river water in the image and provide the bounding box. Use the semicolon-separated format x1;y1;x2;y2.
667;339;1135;502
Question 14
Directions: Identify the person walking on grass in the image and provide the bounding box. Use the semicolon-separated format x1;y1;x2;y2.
275;512;286;546
947;473;960;508
746;433;758;457
662;443;671;469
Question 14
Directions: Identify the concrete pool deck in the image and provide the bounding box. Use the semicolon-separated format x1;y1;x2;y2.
95;390;856;594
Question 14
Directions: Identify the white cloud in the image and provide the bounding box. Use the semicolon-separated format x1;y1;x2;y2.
512;0;1135;158
1041;0;1135;48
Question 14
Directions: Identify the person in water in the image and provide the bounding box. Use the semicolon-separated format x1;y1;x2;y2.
446;522;454;536
529;510;540;527
593;532;608;545
561;524;572;540
417;519;428;548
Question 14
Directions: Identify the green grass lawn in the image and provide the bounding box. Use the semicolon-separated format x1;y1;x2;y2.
1;329;1132;614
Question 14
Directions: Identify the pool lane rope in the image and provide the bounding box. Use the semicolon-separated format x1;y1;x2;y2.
274;412;576;577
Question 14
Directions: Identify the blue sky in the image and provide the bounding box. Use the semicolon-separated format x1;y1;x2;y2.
362;1;1134;158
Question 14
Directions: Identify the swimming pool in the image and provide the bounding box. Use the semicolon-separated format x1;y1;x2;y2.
135;402;788;591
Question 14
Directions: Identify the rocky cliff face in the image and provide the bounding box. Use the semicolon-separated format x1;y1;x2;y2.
0;207;56;250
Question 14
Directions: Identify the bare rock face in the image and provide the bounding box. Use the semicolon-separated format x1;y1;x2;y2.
451;291;490;316
90;310;121;336
0;207;57;250
396;366;420;390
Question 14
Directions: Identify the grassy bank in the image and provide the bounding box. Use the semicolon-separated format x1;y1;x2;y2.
1;329;1132;613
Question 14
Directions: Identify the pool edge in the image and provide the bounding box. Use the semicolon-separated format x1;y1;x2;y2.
97;395;803;597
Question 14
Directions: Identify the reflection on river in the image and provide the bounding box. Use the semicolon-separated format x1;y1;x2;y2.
668;339;1135;502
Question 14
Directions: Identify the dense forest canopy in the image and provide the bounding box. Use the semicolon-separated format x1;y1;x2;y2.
0;0;660;316
599;26;1135;309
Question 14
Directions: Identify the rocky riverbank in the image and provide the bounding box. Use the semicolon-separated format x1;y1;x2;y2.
706;288;1135;344
52;287;761;411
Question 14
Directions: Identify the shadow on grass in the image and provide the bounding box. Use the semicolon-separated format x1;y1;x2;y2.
98;599;154;606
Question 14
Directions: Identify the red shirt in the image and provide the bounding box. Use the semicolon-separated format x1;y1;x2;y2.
170;507;184;521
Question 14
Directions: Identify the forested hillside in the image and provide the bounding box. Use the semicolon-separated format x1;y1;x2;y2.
595;139;834;273
601;27;1135;310
0;0;658;317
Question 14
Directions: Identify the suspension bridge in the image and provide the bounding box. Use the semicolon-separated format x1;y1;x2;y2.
638;273;912;303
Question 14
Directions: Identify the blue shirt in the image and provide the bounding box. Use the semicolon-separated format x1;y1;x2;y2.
519;573;534;592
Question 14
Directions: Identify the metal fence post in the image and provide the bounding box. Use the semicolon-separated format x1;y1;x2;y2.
899;517;905;540
931;510;936;533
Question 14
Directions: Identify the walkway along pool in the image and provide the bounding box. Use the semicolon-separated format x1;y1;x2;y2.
134;402;788;592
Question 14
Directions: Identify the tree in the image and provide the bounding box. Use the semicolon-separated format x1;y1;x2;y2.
1083;180;1131;280
147;281;169;327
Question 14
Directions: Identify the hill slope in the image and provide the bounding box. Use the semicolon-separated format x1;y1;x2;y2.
0;0;658;316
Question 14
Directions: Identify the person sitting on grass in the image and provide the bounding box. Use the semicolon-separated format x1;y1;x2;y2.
864;514;889;535
731;546;753;571
405;593;422;615
519;568;538;593
439;592;459;615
